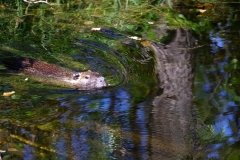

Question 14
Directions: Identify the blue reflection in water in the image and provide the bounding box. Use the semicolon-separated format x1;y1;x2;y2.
207;152;220;159
136;103;149;160
23;145;35;160
51;88;140;159
212;143;223;150
71;130;90;159
203;84;211;92
209;30;227;48
99;97;111;111
114;89;130;114
227;101;238;107
219;90;227;96
212;114;232;136
198;29;239;158
55;138;67;158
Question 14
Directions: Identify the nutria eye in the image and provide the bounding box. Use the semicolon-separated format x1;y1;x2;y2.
85;76;89;79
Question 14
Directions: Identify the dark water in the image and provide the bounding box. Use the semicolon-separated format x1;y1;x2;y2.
0;2;240;160
192;28;240;159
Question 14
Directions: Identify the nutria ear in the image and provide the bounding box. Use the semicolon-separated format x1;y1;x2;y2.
84;75;90;79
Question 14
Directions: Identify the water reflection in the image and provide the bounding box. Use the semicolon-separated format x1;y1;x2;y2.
0;25;156;158
41;87;154;159
1;26;239;160
1;4;240;158
194;26;240;159
150;29;195;159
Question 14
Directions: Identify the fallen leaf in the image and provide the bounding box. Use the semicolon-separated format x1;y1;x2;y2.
199;9;206;13
8;148;18;152
15;19;24;23
3;91;15;97
204;3;214;7
129;36;141;40
197;3;214;8
141;41;151;47
0;5;6;9
197;3;204;8
91;14;103;18
84;21;94;25
91;27;101;31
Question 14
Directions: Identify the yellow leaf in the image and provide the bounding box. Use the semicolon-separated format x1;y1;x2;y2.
199;9;206;13
0;5;6;9
8;148;18;152
141;41;151;47
91;27;101;31
3;91;15;97
91;14;103;18
84;21;94;25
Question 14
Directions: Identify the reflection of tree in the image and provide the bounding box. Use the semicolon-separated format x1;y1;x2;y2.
150;29;195;159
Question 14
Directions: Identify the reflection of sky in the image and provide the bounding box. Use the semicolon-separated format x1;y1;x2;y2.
203;83;211;92
114;89;131;113
209;30;235;137
209;30;226;53
71;130;89;159
202;29;239;158
55;138;67;158
212;114;232;136
136;103;149;160
99;97;111;111
23;145;35;160
219;90;227;97
208;152;220;159
210;90;237;144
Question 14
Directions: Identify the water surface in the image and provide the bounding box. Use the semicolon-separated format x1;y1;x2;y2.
0;1;240;160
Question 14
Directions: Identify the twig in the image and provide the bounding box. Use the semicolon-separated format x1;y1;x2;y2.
23;0;48;4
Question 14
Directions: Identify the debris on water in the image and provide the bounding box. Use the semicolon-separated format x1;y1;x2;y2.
2;91;15;97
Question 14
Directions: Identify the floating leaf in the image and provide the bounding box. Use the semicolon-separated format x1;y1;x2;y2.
148;22;154;24
91;27;101;31
84;21;94;25
0;5;6;9
8;148;18;152
3;91;15;97
128;36;141;40
141;41;151;47
91;14;103;18
199;9;206;13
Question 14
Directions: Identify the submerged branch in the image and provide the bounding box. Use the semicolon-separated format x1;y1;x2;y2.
23;0;48;4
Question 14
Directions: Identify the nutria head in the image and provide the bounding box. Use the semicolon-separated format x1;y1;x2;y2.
72;70;107;89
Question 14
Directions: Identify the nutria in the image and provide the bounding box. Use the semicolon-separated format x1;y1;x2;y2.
1;57;107;90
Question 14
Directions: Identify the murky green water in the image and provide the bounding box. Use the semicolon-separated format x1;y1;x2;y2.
0;1;240;160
